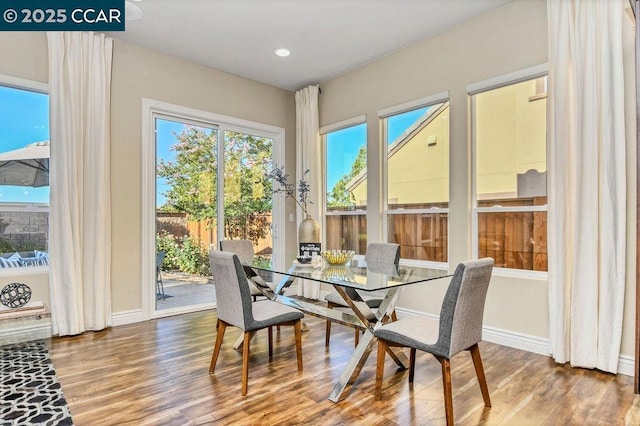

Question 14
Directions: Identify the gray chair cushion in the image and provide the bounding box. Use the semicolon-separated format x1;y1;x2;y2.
330;300;377;321
325;291;347;305
250;300;304;330
374;316;439;350
326;290;381;309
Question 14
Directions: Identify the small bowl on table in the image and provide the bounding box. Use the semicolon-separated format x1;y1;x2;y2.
321;250;355;266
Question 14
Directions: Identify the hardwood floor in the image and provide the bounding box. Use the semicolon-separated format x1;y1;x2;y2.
48;310;635;425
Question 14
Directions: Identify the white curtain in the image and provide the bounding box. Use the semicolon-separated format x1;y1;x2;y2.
295;85;321;299
547;0;627;373
47;32;113;336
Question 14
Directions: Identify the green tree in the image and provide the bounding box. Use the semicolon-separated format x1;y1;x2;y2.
157;128;273;245
222;132;273;242
327;145;367;208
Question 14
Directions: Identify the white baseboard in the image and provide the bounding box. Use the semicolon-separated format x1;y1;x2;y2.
0;319;51;345
394;306;634;377
0;313;51;345
618;354;635;377
111;309;144;326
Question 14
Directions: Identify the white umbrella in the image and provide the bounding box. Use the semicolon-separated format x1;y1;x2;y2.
0;141;49;187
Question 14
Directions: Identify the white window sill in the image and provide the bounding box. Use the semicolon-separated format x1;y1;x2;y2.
492;267;547;280
0;266;49;277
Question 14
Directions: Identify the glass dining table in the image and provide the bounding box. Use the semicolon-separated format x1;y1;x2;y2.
246;258;451;403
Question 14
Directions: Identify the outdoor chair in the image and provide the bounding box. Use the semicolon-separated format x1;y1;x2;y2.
156;251;166;300
374;258;494;426
324;243;401;346
208;250;303;396
219;239;270;300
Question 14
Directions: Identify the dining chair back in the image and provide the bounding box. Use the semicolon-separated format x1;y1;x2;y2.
374;257;494;425
219;239;254;264
219;239;268;300
208;250;304;395
325;242;401;346
364;242;400;267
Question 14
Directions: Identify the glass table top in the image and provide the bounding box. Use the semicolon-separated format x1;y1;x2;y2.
249;259;450;292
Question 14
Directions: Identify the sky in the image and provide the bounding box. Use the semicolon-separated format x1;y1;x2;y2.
325;106;428;191
0;85;49;203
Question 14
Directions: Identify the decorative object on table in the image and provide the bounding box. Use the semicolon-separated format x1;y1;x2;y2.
299;242;321;261
321;250;355;266
311;255;324;269
322;266;356;282
298;216;320;246
0;282;32;308
267;166;320;252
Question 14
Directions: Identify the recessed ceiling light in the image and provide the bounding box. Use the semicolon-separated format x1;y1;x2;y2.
125;1;143;21
274;48;290;57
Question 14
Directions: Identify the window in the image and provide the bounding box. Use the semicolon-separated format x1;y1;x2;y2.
0;80;50;270
322;121;367;254
382;98;450;263
471;74;547;272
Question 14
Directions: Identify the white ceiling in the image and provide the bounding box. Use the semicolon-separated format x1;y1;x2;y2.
111;0;513;92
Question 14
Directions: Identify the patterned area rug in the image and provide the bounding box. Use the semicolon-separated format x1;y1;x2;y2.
0;340;73;425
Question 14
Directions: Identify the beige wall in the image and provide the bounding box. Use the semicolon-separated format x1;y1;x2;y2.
318;0;636;360
0;32;297;315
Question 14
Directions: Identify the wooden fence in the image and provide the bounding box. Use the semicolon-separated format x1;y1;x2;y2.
157;212;272;255
325;197;547;271
159;197;548;271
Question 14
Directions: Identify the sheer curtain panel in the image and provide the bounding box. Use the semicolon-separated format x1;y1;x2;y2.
547;0;627;373
47;32;113;336
295;85;321;299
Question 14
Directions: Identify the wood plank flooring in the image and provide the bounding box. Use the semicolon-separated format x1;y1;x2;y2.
48;310;636;425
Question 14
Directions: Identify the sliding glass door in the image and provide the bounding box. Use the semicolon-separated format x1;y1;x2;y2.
153;117;274;314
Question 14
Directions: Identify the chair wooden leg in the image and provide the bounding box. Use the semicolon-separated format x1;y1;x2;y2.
268;326;273;358
375;339;387;400
469;343;491;407
294;320;303;372
409;348;416;383
209;321;227;374
391;310;398;322
354;328;360;347
241;331;251;396
325;319;332;346
436;356;454;426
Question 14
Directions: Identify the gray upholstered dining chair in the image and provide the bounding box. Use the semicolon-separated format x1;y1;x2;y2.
324;242;401;346
219;239;269;301
208;250;304;396
374;258;494;426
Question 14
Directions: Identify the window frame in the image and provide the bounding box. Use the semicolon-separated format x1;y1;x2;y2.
0;74;50;276
142;98;285;319
469;64;548;278
379;92;450;268
320;115;368;256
